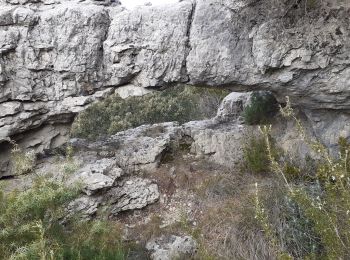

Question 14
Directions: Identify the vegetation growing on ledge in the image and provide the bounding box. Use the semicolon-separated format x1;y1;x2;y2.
71;85;230;140
243;91;279;125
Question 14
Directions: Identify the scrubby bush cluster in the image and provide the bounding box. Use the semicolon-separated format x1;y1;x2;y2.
1;146;131;260
242;132;280;175
252;97;350;259
71;85;229;140
0;176;129;260
243;136;271;174
243;91;279;125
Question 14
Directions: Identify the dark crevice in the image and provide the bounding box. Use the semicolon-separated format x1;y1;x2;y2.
180;1;196;84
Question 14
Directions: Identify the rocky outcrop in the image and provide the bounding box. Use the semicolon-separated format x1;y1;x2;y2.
106;177;160;214
0;0;349;174
71;122;184;173
67;176;160;219
71;158;124;195
64;157;160;219
70;94;252;172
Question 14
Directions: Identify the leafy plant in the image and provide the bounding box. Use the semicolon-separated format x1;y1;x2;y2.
243;136;270;174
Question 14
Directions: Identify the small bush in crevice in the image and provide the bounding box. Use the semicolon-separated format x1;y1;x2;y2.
243;91;279;125
71;85;230;140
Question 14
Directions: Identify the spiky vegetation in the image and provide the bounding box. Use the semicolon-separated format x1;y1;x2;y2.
254;97;350;259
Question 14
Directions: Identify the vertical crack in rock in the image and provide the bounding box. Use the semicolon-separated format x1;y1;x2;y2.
99;8;112;88
180;0;196;83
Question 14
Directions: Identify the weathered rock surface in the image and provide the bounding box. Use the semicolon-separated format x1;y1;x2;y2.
1;0;349;136
71;158;123;195
103;1;193;87
66;195;102;220
71;101;249;172
146;235;198;260
0;0;349;176
184;120;247;169
62;157;160;218
71;122;184;173
67;176;160;219
107;177;160;214
216;92;252;123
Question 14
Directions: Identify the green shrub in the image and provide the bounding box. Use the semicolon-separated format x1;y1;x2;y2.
243;134;279;174
0;177;78;259
243;91;279;125
283;162;301;181
255;97;350;259
243;136;270;174
0;176;128;259
254;181;323;259
71;85;229;140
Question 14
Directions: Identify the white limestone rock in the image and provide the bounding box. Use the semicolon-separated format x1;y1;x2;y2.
71;158;123;195
146;235;198;260
107;177;160;214
215;92;252;122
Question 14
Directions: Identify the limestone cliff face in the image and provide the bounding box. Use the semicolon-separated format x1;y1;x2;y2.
0;0;349;173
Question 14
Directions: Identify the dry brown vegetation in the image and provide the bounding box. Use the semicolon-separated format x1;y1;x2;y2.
118;145;279;259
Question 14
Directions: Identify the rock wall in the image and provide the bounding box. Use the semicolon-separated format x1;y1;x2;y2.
0;0;349;175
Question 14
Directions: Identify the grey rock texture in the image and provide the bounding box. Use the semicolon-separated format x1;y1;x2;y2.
71;122;183;173
184;120;247;169
146;235;198;260
216;92;252;123
71;158;123;195
187;0;350;111
64;157;159;219
0;0;349;174
66;195;102;220
103;1;193;87
71;102;249;172
107;177;160;214
67;177;160;219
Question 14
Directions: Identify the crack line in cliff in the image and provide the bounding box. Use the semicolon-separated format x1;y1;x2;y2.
180;1;196;84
